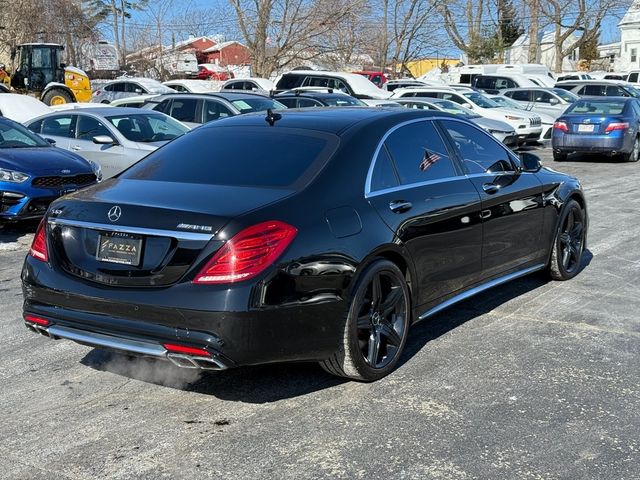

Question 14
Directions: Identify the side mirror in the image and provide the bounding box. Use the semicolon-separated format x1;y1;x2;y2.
463;103;473;108
549;98;560;105
135;88;143;94
519;152;542;172
92;135;116;145
45;138;56;145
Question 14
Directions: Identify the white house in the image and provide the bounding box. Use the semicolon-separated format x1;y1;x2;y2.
506;30;581;72
597;1;640;71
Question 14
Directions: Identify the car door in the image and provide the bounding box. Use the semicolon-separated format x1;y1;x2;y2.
203;99;234;123
168;97;201;127
438;119;545;278
366;119;484;306
531;90;563;116
70;113;126;178
506;89;532;109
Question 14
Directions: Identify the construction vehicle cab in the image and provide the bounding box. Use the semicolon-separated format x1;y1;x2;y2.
9;43;92;105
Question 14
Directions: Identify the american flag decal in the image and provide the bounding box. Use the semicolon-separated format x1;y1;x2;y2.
420;149;441;171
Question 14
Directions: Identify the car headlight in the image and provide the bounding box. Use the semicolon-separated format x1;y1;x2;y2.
0;168;29;183
504;115;524;121
88;161;103;182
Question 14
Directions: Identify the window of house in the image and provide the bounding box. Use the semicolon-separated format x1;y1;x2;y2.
632;49;637;63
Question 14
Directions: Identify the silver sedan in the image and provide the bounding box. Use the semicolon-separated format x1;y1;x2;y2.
25;107;190;179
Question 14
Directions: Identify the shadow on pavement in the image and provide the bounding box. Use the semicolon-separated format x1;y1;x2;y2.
81;251;593;402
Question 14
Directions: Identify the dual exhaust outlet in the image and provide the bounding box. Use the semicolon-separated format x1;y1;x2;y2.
24;318;228;371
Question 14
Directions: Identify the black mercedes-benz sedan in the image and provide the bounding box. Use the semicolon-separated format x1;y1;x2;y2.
22;108;588;382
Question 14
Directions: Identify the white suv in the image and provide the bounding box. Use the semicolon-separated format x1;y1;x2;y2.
274;70;392;100
392;87;542;144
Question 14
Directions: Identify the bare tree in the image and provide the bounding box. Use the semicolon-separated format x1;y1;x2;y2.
439;0;493;63
229;0;363;77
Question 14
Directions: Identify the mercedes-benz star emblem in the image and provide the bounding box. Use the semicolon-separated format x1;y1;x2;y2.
107;205;122;222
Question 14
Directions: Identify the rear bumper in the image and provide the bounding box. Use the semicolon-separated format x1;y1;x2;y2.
552;133;629;154
22;256;347;368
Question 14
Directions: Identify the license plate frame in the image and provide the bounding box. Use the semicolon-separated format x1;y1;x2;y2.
578;124;595;133
96;232;143;266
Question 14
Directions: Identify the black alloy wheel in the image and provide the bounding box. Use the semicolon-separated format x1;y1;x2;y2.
549;199;585;280
321;259;410;381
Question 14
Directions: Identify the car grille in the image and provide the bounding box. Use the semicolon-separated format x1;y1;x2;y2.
32;174;96;189
529;117;541;127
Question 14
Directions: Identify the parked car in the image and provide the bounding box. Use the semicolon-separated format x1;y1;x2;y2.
221;78;275;93
472;73;539;94
395;98;517;145
391;87;542;144
552;97;640;162
274;70;392;99
486;95;556;144
92;78;175;104
275;90;366;108
109;95;159;108
0;94;51;123
196;64;233;81
500;87;579;117
557;73;593;82
143;92;287;127
21;108;587;382
554;80;640;98
163;79;222;93
0;116;98;222
383;79;431;92
352;70;388;87
25;108;189;179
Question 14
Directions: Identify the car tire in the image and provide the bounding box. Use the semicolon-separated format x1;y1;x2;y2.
549;199;586;281
320;259;411;382
623;137;640;162
553;152;567;162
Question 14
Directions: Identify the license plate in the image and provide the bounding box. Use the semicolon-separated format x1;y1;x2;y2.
578;124;595;133
96;233;142;266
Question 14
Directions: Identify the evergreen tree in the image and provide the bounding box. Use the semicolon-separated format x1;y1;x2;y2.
497;0;524;48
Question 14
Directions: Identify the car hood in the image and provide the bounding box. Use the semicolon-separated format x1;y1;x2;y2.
493;107;540;120
471;117;515;132
0;146;91;175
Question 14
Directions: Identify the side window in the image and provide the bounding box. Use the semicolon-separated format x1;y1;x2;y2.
629;72;639;83
534;91;553;103
172;85;186;92
204;100;233;122
605;86;626;96
127;83;145;94
41;115;75;138
384;121;458;185
76;115;111;141
446;94;467;105
370;146;399;192
298;98;322;107
330;79;349;93
104;84;114;92
511;90;531;101
170;98;199;123
440;120;514;174
153;99;172;114
277;74;303;90
581;85;603;96
110;82;125;92
27;120;43;134
494;77;510;89
306;77;330;88
474;76;496;90
412;91;439;99
277;97;297;108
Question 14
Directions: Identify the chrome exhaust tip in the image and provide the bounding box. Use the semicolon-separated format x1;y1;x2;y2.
166;352;228;370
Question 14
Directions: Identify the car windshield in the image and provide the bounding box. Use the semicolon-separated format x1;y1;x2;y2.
626;86;640;98
431;100;477;118
322;96;366;106
121;127;338;188
566;100;626;115
463;92;500;108
0;121;50;149
551;88;579;102
230;98;287;113
492;96;524;110
105;113;189;143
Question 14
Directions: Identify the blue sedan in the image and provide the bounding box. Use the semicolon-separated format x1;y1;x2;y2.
0;117;100;222
552;97;640;162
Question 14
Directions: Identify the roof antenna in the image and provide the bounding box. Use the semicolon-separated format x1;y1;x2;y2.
265;109;281;126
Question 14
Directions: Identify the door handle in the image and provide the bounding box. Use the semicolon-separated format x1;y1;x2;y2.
389;200;412;213
71;145;82;151
482;183;499;194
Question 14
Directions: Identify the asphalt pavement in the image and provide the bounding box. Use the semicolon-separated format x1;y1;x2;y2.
1;147;639;479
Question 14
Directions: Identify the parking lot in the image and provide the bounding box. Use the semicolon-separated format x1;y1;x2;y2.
1;145;638;479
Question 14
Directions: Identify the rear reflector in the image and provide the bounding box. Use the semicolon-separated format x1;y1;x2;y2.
29;219;48;262
24;315;50;326
605;122;629;133
193;220;297;284
163;343;211;357
553;121;568;132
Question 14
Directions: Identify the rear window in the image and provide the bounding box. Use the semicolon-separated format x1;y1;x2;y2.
121;127;338;188
230;98;286;113
566;100;626;115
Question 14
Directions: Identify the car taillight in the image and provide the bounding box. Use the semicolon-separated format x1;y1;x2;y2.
163;343;210;357
29;219;48;262
193;220;297;284
553;121;569;132
24;314;50;326
605;122;629;133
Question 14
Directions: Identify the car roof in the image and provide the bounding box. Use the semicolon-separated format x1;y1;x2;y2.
570;96;631;102
144;91;270;102
196;107;454;135
556;79;631;85
27;107;169;122
104;77;164;86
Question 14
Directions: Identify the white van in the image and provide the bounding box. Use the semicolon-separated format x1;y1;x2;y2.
473;73;539;94
457;65;500;85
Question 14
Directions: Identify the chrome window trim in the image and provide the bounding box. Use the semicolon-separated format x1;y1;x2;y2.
47;218;214;241
364;116;518;198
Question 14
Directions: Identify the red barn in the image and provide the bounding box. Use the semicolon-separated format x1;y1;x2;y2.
203;41;251;67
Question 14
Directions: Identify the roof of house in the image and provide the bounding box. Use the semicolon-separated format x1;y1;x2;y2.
620;0;640;27
202;41;246;53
